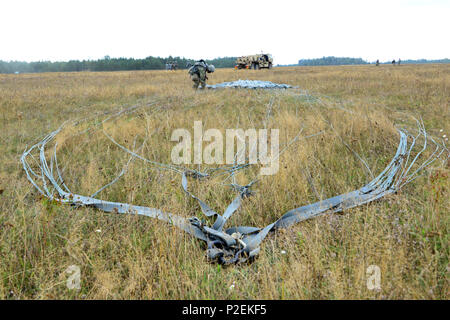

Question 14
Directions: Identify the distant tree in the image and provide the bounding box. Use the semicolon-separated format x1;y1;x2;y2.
0;56;238;74
298;56;369;66
2;56;448;74
205;57;237;68
399;58;450;64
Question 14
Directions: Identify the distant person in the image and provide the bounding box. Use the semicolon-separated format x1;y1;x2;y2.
188;60;215;90
398;58;401;65
376;59;380;66
392;60;396;65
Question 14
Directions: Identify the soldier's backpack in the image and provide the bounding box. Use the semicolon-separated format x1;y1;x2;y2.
188;65;198;75
189;61;208;74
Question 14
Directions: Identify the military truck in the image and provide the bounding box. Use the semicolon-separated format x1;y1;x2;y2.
235;54;273;70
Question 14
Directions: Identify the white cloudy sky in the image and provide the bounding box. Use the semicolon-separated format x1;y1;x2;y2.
1;0;449;64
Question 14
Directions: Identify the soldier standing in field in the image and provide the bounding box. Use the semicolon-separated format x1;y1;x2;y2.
188;59;215;89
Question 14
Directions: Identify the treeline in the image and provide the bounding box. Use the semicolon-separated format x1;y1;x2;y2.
296;56;450;66
0;56;238;74
393;58;450;64
298;56;368;66
203;57;237;69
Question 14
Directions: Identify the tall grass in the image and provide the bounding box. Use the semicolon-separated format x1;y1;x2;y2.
0;65;448;299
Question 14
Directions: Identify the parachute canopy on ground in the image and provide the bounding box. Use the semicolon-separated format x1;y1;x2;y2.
206;79;295;89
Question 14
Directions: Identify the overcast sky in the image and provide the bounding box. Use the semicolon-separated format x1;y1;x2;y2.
1;0;449;65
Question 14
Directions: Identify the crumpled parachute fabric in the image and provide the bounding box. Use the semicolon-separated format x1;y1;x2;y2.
207;80;295;89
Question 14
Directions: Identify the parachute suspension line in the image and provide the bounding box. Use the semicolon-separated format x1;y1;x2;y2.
21;98;448;265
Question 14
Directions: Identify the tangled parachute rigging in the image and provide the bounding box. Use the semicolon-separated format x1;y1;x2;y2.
21;99;447;265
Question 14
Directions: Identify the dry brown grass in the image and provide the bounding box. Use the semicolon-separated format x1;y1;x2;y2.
0;65;448;299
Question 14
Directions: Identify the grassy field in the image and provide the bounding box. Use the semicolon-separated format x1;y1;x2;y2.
0;64;448;299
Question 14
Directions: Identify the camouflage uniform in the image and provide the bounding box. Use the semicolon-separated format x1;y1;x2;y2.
189;60;209;89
